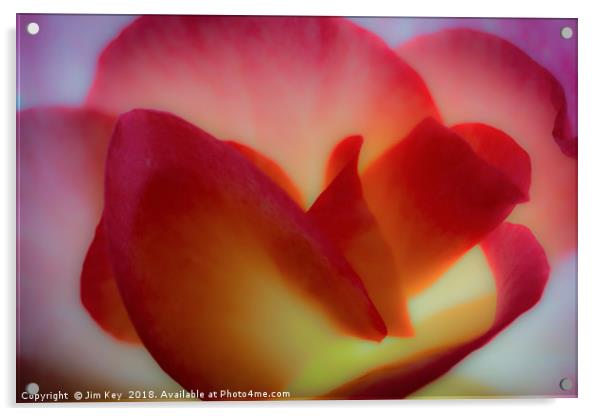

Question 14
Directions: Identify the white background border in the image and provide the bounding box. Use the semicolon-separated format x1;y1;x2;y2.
3;0;601;415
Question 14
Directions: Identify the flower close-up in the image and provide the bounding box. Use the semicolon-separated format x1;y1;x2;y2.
17;15;577;401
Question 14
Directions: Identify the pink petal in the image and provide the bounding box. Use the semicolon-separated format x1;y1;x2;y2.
17;107;174;394
86;16;439;205
398;29;577;260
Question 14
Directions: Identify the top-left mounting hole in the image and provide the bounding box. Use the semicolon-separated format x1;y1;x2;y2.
26;22;40;36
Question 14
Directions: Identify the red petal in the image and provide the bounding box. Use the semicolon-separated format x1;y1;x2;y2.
362;118;527;296
86;16;439;205
323;135;364;187
309;136;413;336
327;222;550;399
81;140;305;343
398;29;576;260
452;123;531;200
103;109;387;392
81;220;140;344
226;140;304;206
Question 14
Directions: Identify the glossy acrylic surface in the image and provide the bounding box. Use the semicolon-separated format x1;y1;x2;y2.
17;14;577;402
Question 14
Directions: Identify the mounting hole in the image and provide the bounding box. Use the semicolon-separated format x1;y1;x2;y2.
26;22;40;36
25;382;39;394
560;26;573;40
559;377;573;391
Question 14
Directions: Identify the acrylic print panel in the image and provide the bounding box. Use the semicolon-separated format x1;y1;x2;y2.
16;14;577;402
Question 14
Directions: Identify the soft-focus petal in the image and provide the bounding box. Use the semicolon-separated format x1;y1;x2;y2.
323;135;364;186
86;15;439;205
309;136;413;336
80;139;305;343
361;118;527;296
17;107;175;396
103;109;387;393
451;123;531;199
81;220;140;344
429;252;576;397
289;245;498;397
398;29;576;260
327;222;550;399
226;140;304;206
411;374;500;398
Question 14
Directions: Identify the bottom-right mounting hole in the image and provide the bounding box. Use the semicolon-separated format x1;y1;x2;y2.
559;377;573;391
